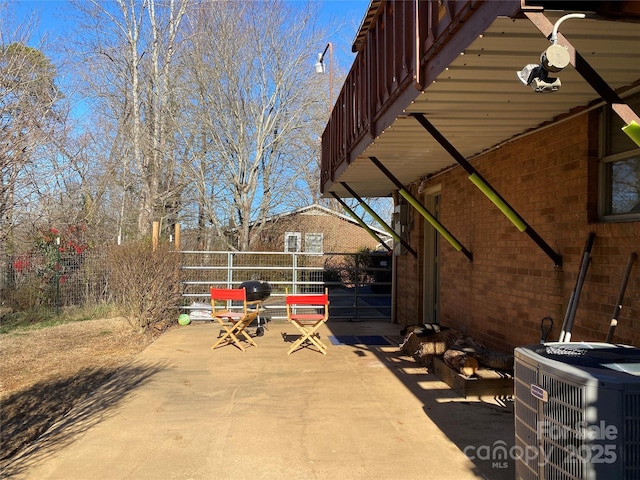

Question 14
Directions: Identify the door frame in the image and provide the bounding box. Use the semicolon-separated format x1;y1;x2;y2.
421;186;441;324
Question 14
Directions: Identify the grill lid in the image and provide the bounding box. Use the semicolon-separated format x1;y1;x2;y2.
239;280;272;302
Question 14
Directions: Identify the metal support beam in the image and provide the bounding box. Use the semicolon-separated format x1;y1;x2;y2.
525;11;640;147
329;192;393;253
368;157;473;262
410;113;562;268
412;113;562;268
335;185;417;257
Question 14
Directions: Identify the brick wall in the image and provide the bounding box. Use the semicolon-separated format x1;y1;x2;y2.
394;111;640;353
249;209;385;253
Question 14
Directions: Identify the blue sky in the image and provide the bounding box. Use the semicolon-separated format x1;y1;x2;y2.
7;0;392;224
12;0;370;72
9;0;370;127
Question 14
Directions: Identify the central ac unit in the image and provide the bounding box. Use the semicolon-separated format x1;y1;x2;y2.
514;342;640;480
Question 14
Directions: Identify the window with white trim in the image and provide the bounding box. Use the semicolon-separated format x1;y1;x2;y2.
600;92;640;221
305;233;323;253
284;232;301;252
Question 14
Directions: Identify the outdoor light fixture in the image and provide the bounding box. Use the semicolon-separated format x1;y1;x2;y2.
314;53;325;74
517;13;585;92
314;42;333;114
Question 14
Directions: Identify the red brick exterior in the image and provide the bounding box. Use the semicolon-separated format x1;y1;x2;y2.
394;111;640;353
248;207;387;253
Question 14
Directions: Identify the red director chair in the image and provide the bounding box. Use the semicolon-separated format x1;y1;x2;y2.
285;289;330;355
210;287;258;352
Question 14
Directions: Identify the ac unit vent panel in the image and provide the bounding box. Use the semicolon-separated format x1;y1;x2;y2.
514;343;640;480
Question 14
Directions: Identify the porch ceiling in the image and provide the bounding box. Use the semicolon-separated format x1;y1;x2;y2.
329;13;640;198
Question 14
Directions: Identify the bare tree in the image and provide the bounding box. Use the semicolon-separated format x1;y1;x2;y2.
1;5;66;254
181;0;329;250
69;0;191;239
3;0;365;253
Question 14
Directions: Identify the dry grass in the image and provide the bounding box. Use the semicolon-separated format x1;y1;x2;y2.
0;317;155;464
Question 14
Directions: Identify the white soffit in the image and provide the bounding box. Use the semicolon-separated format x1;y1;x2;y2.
334;14;640;198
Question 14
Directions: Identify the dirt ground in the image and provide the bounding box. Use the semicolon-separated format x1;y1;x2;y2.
0;317;155;465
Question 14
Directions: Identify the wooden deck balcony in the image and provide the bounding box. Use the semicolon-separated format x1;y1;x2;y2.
320;0;640;199
321;0;523;195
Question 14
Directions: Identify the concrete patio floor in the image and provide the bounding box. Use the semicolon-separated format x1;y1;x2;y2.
4;320;515;480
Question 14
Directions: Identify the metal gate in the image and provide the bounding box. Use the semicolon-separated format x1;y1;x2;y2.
180;251;392;322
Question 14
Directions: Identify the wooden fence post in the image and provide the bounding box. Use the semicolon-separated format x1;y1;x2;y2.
152;221;160;251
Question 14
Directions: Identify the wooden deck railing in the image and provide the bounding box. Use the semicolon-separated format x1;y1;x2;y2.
320;0;519;193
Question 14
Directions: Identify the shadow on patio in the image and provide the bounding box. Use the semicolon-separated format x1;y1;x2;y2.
324;319;516;480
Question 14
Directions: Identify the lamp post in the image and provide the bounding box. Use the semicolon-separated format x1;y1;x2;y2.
314;42;333;115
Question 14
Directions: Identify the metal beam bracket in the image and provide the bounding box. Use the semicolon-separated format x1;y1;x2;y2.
329;192;393;254
410;113;562;268
337;184;417;257
368;157;473;262
525;11;640;147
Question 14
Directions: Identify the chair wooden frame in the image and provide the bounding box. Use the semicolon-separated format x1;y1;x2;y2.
285;289;329;355
210;287;258;351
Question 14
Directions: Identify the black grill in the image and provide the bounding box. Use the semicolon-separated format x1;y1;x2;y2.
239;280;272;302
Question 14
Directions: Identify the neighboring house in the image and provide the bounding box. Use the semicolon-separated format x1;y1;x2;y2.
247;204;391;253
321;1;640;353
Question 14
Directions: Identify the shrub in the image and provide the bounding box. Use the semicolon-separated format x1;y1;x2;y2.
323;248;376;288
107;241;181;333
2;226;90;310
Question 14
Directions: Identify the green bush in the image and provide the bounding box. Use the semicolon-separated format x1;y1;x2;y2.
107;241;181;333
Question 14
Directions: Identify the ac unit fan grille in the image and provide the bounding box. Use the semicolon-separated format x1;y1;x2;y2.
624;392;640;479
515;360;541;480
540;374;586;480
515;344;640;480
